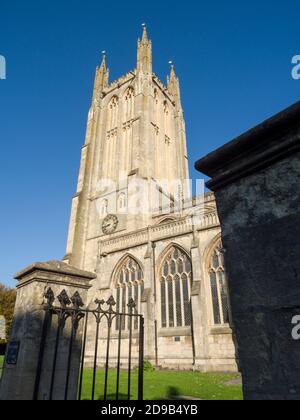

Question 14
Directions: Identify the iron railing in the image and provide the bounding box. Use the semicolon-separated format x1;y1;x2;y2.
33;288;144;401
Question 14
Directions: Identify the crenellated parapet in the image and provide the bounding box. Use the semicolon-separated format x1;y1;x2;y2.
103;70;136;96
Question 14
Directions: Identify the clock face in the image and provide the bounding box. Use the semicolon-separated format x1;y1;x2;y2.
102;214;119;235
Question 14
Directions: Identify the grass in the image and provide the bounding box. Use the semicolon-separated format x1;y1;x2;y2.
0;355;4;379
80;368;243;401
0;355;243;400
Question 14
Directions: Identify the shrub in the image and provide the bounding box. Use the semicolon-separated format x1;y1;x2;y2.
0;284;17;340
144;360;155;372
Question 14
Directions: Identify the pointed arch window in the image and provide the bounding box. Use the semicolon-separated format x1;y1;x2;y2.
107;96;119;131
123;87;135;122
115;256;144;330
100;199;108;217
154;89;159;105
159;246;192;329
209;241;230;325
118;192;127;212
154;89;160;127
164;100;171;141
164;101;169;126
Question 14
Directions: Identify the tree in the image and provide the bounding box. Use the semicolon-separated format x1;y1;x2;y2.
0;283;16;341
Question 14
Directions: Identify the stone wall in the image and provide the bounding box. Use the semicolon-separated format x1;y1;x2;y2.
84;207;238;372
195;101;300;399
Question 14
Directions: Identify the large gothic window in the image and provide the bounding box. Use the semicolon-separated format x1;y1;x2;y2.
159;246;192;329
209;241;230;325
115;256;144;330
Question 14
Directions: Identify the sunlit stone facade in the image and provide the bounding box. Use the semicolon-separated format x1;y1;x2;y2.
64;28;237;372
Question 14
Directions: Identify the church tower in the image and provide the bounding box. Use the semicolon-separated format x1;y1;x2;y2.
62;28;237;373
64;27;190;270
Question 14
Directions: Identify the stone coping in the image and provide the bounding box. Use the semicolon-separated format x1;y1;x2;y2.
195;101;300;191
15;260;97;281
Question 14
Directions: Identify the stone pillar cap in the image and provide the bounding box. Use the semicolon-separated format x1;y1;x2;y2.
15;260;97;281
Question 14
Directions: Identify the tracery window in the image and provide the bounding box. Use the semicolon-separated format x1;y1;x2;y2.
123;87;134;122
209;241;230;325
159;246;192;329
107;96;119;131
115;256;144;330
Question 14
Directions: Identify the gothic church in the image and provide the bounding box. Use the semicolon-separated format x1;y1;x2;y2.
63;28;237;372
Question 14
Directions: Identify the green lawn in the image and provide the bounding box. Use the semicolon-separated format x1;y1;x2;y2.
0;355;243;400
80;368;243;401
0;355;4;379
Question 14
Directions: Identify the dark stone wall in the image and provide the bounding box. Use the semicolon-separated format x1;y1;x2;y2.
215;153;300;400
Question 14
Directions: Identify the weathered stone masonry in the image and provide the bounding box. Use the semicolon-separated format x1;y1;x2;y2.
63;28;238;372
195;101;300;399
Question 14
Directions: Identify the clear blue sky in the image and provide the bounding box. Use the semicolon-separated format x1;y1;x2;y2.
0;0;299;286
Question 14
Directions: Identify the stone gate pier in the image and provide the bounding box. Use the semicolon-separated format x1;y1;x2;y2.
0;261;96;400
195;101;300;400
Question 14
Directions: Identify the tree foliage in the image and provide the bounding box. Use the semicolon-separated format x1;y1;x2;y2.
0;283;16;341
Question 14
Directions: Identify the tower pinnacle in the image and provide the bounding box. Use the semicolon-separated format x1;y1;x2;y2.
137;25;152;74
167;62;182;111
100;51;107;70
93;51;109;100
141;24;149;43
170;62;175;77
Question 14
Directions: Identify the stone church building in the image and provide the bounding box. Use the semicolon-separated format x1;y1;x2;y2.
63;28;237;372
